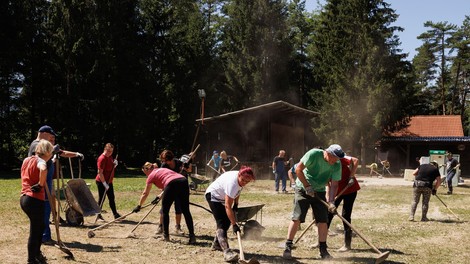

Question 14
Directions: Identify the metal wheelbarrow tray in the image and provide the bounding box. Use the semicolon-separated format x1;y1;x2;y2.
64;178;101;217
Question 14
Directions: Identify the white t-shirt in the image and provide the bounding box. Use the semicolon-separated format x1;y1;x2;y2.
206;170;242;203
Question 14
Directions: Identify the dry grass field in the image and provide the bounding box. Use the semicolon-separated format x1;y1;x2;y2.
1;175;469;264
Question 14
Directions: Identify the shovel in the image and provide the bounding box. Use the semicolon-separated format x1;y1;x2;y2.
44;184;74;259
237;231;259;264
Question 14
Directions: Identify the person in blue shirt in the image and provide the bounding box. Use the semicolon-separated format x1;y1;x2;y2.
207;150;222;180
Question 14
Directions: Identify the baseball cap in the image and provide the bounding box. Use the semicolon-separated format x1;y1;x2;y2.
325;144;345;159
213;150;218;155
38;125;57;136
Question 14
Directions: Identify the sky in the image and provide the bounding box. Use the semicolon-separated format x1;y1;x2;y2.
305;0;469;59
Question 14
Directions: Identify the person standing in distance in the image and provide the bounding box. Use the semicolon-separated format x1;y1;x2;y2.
272;150;289;193
445;152;459;195
95;143;120;219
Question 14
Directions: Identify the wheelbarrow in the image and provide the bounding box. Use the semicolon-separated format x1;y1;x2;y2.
236;204;265;239
189;174;211;192
63;178;101;225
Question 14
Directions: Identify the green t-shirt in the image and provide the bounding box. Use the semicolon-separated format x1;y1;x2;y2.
296;148;341;192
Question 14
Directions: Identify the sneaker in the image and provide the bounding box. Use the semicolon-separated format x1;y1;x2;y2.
114;213;121;219
337;245;351;252
421;217;429;222
175;224;184;235
97;214;105;221
283;243;293;259
188;235;196;245
408;216;414;221
447;191;452;195
155;224;163;235
223;249;239;262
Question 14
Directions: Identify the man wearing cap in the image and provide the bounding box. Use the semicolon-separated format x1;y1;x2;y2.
28;125;84;244
283;144;344;260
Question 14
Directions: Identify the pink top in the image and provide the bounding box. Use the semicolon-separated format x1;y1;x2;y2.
146;168;184;189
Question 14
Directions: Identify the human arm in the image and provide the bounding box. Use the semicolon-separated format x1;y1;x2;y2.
225;195;240;233
288;169;295;186
97;168;109;190
133;183;153;212
432;176;441;195
60;149;84;160
347;157;359;186
219;159;226;173
328;180;339;203
31;160;48;192
295;162;309;189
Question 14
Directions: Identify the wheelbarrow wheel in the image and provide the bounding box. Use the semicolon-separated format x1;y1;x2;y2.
66;207;84;226
242;220;265;240
189;181;197;191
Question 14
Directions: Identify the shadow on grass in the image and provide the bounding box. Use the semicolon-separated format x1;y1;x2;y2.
63;240;104;253
433;219;464;224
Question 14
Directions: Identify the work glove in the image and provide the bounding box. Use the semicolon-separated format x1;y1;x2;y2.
113;159;119;167
132;205;141;213
31;183;43;193
347;177;355;187
232;203;238;213
432;189;437;196
103;182;110;190
53;144;62;155
151;196;160;205
76;152;84;160
328;202;337;214
232;224;241;235
304;185;315;197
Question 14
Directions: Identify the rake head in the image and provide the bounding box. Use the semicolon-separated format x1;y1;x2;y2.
375;251;390;264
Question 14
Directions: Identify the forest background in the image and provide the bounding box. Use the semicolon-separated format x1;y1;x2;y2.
1;0;469;171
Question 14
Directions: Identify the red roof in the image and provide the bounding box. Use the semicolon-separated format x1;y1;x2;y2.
388;115;464;137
